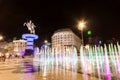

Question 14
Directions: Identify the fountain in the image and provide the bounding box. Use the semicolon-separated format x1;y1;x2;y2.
33;42;120;80
80;43;120;80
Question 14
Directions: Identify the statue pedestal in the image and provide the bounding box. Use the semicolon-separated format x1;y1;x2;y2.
22;34;38;56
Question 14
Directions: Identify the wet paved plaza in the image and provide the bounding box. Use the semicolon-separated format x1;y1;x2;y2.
0;57;98;80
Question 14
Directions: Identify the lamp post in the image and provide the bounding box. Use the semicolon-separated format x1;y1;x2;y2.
78;20;86;46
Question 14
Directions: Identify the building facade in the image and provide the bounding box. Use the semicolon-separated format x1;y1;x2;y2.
13;39;27;56
0;42;14;55
51;28;81;53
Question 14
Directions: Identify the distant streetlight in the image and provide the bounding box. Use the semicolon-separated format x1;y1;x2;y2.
0;35;3;41
78;20;86;45
43;40;51;50
44;40;48;44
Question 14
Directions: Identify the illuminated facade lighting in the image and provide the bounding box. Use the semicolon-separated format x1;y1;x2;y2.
13;39;27;56
52;28;82;53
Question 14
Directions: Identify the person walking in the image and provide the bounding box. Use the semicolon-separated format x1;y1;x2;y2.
3;54;6;62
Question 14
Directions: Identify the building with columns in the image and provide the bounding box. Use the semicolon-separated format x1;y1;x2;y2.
51;28;81;54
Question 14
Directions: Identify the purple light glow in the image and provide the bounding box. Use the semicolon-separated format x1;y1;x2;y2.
22;34;38;50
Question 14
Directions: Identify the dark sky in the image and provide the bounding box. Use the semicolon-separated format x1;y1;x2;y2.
0;0;120;44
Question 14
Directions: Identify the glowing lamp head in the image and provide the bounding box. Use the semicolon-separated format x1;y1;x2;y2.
0;35;3;40
78;20;86;30
44;40;48;44
79;22;85;28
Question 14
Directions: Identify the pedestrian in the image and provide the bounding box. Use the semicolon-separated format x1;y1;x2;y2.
3;54;6;62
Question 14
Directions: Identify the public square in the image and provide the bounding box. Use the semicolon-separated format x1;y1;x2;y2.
0;0;120;80
0;57;98;80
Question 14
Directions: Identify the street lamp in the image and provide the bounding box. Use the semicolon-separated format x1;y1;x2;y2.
0;35;3;41
44;40;51;46
44;40;48;44
78;20;86;46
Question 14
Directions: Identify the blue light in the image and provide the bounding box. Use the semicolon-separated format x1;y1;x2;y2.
22;34;39;50
27;42;34;45
99;40;102;45
22;34;38;39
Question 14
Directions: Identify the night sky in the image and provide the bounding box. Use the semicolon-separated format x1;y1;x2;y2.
0;0;120;44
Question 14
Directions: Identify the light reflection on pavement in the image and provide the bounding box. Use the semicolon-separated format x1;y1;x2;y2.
0;57;98;80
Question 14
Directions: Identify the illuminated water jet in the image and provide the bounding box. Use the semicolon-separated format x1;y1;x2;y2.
33;43;120;80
